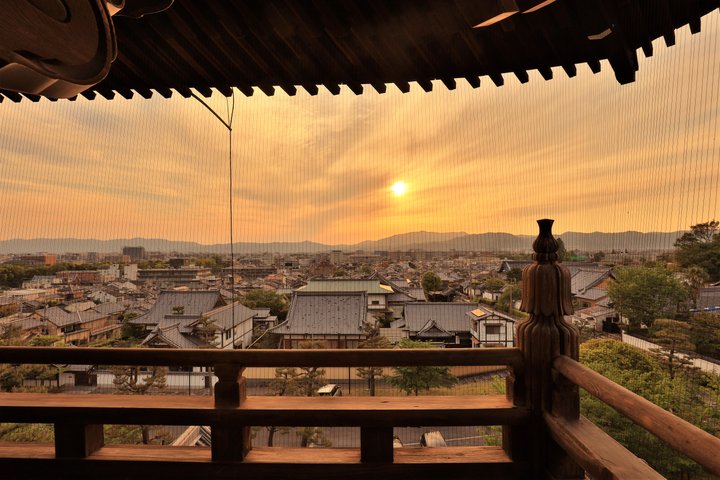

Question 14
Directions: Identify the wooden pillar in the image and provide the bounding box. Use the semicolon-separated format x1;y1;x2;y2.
516;219;583;479
211;363;251;461
54;422;104;458
360;426;394;463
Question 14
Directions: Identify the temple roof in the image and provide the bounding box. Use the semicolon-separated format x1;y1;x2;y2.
1;0;717;103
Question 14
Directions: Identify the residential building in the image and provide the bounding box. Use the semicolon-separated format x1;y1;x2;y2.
400;302;476;347
467;306;516;348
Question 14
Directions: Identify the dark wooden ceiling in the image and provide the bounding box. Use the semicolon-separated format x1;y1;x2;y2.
1;0;718;102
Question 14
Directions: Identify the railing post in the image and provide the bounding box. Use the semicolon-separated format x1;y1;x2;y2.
360;427;394;463
212;363;250;461
517;219;583;479
54;422;104;458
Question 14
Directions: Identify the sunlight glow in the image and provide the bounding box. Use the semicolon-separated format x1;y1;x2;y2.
391;181;408;197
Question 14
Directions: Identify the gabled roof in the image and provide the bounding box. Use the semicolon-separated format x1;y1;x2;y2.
129;290;225;326
204;302;261;331
403;302;476;333
276;291;367;336
467;305;516;323
299;279;393;295
1;0;715;102
141;322;206;349
416;320;454;339
570;268;614;295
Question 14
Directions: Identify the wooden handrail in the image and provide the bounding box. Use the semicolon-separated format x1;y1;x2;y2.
554;354;720;477
0;346;523;368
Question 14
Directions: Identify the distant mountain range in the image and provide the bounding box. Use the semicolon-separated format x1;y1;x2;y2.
0;230;684;255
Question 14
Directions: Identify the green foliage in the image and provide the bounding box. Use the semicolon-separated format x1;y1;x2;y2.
483;277;506;293
556;237;567;262
0;323;56;392
675;221;720;282
296;340;327;396
29;335;62;347
689;312;720;359
191;316;220;348
607;265;689;332
496;284;522;313
580;339;720;479
356;323;391;396
0;423;54;442
112;366;168;395
506;267;523;283
241;289;289;320
421;271;443;293
386;339;457;396
592;251;606;262
649;319;695;379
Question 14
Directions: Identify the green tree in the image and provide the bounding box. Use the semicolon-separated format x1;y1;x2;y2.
592;251;606;262
263;367;300;446
483;278;506;293
607;265;689;332
496;284;522;314
356;323;391;396
580;339;718;479
675;220;720;282
386;339;457;396
421;271;443;293
296;340;327;396
649;319;695;380
191;316;220;348
241;289;289;321
681;266;710;309
506;267;523;283
111;365;169;444
689;312;720;359
556;237;567;262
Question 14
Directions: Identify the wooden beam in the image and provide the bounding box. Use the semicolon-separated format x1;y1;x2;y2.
0;445;524;479
544;414;664;480
0;393;528;427
554;355;720;477
440;78;456;90
0;347;524;369
464;76;480;89
212;364;250;461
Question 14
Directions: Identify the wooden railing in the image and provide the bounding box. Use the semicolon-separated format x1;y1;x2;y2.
2;219;719;479
0;347;526;480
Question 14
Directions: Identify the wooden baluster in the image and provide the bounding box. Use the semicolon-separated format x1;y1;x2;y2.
360;426;393;463
517;219;583;479
54;422;104;458
211;363;250;461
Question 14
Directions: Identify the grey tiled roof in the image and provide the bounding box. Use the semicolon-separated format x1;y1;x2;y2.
205;302;259;330
141;322;205;349
697;287;720;310
277;291;367;335
129;291;224;326
298;279;393;295
403;302;476;334
570;269;613;295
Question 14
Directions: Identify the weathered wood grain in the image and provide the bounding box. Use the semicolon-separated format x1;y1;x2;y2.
544;413;664;480
554;354;720;477
0;346;523;368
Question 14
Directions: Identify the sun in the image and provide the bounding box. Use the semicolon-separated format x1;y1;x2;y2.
390;181;408;197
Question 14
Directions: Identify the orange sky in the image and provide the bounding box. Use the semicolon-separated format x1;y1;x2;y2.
1;16;719;245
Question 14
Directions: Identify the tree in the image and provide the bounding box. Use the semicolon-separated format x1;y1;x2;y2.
263;367;300;446
506;267;523;283
421;271;443;293
680;266;709;309
580;339;719;479
689;312;720;359
241;289;289;321
111;365;168;444
483;278;506;293
607;265;689;332
386;339;457;396
556;237;567;262
296;340;327;396
356;323;391;396
675;220;720;282
496;284;522;314
592;251;606;262
649;319;695;380
191;316;220;348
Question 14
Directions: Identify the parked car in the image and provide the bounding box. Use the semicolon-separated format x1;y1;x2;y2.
317;384;342;396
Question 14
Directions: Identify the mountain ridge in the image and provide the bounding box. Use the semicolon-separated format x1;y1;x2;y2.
0;230;685;255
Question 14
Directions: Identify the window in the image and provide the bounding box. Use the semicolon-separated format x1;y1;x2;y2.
371;300;380;305
486;325;501;335
225;329;231;339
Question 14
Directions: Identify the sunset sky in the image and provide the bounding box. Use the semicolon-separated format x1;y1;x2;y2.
1;15;719;246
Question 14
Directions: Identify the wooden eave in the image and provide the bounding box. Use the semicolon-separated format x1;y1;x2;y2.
1;0;718;103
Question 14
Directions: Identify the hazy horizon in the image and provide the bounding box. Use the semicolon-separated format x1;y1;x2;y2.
1;15;718;245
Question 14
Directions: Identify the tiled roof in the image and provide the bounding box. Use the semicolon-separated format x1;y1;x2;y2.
129;290;224;326
570;269;613;295
277;291;367;335
299;279;393;295
403;302;476;334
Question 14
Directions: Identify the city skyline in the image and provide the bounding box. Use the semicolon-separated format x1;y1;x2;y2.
1;17;719;245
